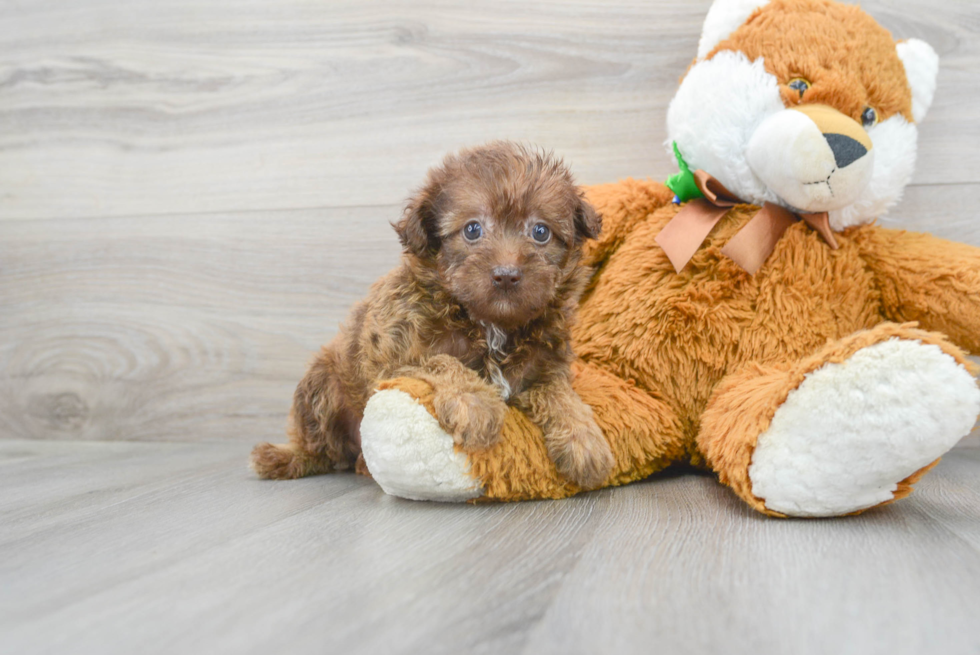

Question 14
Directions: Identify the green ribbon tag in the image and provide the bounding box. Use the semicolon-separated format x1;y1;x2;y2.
664;142;703;204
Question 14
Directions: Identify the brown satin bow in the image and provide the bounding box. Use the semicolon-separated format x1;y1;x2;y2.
654;170;839;274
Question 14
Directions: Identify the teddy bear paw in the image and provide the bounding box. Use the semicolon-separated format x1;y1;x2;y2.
360;386;485;502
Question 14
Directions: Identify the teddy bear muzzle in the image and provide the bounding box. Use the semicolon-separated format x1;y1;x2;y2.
746;103;875;213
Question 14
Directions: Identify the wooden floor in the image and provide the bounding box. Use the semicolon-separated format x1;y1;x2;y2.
2;0;980;653
1;439;979;655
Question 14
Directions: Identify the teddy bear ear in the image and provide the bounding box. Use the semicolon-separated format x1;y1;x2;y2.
697;0;771;60
896;38;939;123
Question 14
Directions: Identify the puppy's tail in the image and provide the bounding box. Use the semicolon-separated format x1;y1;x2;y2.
249;442;332;480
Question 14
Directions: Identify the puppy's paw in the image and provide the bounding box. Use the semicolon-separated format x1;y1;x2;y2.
250;442;307;480
548;419;614;489
433;391;505;451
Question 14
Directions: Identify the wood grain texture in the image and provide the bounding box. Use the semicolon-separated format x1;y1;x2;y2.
1;0;978;446
0;205;403;442
1;0;979;220
1;439;979;655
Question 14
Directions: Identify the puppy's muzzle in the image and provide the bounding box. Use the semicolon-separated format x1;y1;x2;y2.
491;266;523;291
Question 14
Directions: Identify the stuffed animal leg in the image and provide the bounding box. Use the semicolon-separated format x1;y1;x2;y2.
697;323;980;517
359;361;686;502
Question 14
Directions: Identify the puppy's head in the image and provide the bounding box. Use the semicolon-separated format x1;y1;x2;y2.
395;141;600;330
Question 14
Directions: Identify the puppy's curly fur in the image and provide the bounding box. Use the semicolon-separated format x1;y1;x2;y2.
250;141;614;488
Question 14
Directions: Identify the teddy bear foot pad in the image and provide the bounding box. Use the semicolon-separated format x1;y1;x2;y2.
748;338;980;517
360;386;484;502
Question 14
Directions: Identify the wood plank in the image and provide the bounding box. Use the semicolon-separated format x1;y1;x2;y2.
1;440;979;655
911;448;980;547
522;492;980;655
0;440;604;654
0;205;403;442
1;0;978;220
884;183;980;247
0;0;703;220
521;456;980;655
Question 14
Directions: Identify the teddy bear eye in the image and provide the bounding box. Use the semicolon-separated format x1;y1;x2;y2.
531;223;551;244
463;221;483;242
788;78;810;98
861;106;878;128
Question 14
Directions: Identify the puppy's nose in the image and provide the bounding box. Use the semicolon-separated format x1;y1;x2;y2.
492;266;523;290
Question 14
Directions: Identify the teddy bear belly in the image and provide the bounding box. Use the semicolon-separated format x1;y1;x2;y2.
573;217;884;441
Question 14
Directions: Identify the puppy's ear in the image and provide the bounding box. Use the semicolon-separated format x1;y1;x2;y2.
394;179;442;258
574;195;602;242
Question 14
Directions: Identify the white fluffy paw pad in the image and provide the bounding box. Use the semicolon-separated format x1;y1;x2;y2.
748;339;980;517
360;389;484;502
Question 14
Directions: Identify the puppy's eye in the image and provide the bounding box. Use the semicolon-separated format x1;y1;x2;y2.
861;106;878;128
462;221;483;242
531;223;551;244
787;78;810;99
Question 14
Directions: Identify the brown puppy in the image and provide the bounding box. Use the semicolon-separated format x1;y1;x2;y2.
250;141;614;488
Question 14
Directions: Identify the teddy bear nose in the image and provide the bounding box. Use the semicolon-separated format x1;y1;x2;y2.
825;133;868;169
492;266;523;290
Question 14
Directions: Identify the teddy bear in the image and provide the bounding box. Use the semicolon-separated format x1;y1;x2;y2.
356;0;980;517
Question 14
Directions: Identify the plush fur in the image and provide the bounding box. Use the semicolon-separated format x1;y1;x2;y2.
359;380;483;502
669;0;936;229
748;338;979;517
250;141;614;489
696;0;770;60
356;0;980;517
896;39;939;123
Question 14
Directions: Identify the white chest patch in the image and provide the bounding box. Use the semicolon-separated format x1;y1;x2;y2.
485;323;508;354
482;322;512;400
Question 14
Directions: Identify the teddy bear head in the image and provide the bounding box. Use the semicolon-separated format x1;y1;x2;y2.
666;0;938;230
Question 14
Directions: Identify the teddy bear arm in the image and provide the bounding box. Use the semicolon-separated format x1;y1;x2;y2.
359;360;687;502
580;179;675;269
857;227;980;355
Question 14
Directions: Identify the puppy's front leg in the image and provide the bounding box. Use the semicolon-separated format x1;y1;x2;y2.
514;376;614;489
398;354;507;451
